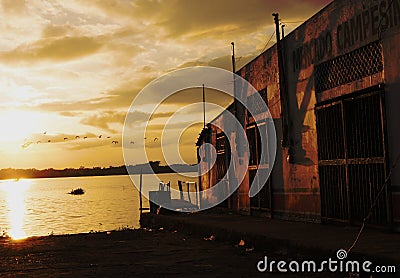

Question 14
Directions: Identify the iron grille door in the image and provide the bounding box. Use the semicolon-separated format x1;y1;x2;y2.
316;88;389;225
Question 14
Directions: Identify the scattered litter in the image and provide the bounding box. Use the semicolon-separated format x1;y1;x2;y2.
235;239;254;252
172;230;178;233
204;235;215;241
182;238;186;241
159;227;164;231
107;231;111;235
236;239;245;247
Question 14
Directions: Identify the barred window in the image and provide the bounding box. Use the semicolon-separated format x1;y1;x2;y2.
247;89;267;120
216;133;226;154
315;40;383;94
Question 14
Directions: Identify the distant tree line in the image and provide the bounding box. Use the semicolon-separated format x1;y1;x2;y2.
0;161;196;180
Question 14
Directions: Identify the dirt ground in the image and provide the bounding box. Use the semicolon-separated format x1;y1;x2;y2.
0;229;353;277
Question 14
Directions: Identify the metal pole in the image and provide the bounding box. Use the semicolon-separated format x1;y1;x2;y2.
139;169;143;214
273;13;289;148
229;41;239;209
202;84;206;130
231;42;236;73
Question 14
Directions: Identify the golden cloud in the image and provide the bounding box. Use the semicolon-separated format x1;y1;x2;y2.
89;0;332;39
80;111;127;132
0;36;103;64
1;0;27;15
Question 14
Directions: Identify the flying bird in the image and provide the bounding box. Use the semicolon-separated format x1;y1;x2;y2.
83;136;87;139
64;137;68;140
43;131;47;135
99;135;102;138
153;138;158;142
75;136;80;139
112;140;119;144
21;142;33;149
48;140;51;143
36;141;41;144
130;141;135;144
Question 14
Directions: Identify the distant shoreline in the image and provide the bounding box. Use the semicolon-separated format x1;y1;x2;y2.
0;161;197;181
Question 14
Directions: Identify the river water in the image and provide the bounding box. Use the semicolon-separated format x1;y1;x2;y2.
0;173;197;239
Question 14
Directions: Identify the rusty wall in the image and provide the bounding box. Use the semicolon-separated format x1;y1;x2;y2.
236;47;280;214
285;0;399;224
197;0;400;223
382;17;400;224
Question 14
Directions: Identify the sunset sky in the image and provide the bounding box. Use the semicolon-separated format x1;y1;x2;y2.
0;0;331;169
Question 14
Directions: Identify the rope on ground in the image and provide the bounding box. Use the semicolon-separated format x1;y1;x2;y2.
347;152;400;253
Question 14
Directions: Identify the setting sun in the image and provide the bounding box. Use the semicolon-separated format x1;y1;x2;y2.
0;110;42;143
0;0;329;170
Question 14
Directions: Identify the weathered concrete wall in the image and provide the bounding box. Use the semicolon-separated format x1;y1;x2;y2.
382;14;400;224
197;0;400;224
280;0;400;222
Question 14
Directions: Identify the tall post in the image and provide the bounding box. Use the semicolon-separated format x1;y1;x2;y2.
273;13;289;147
202;84;206;130
232;43;245;157
231;42;236;73
230;42;241;210
139;169;143;214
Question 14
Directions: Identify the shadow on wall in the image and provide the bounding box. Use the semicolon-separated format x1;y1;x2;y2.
283;23;316;167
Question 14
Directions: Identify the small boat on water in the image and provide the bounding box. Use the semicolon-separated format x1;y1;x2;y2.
68;188;85;195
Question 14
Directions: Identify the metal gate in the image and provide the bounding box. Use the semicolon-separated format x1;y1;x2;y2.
316;87;390;225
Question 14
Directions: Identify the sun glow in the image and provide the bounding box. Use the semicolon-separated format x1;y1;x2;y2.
0;110;41;143
1;179;31;240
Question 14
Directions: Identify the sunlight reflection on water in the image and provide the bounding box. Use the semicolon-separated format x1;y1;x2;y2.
0;179;31;239
0;174;196;238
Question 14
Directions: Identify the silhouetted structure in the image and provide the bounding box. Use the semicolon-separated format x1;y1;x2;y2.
197;0;400;229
